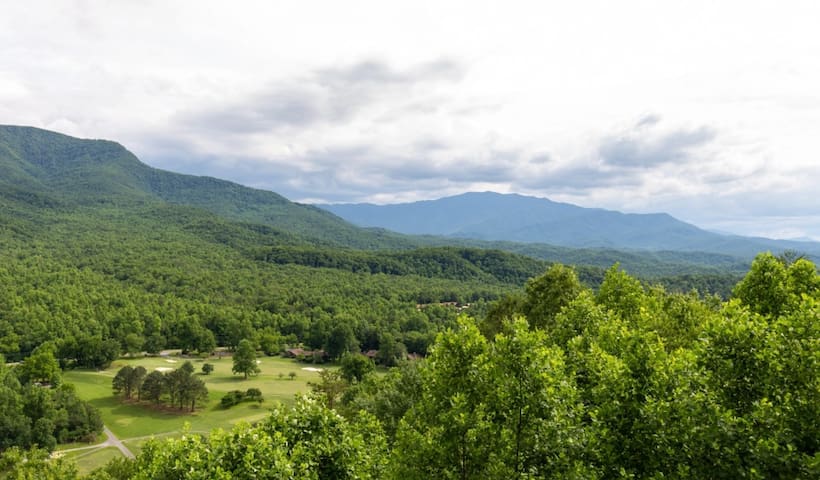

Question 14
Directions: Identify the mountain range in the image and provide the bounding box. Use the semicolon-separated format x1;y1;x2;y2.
320;192;820;259
1;124;813;287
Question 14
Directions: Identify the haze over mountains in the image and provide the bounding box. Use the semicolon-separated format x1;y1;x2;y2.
321;192;820;259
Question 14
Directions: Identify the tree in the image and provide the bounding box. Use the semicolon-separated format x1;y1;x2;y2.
733;252;789;317
17;343;61;386
232;339;260;379
340;358;423;440
596;263;645;321
142;371;165;405
245;388;263;403
340;353;375;383
112;366;134;398
201;363;214;375
0;446;79;480
112;365;146;400
376;332;406;367
133;396;387;479
309;369;347;409
522;264;584;330
326;321;358;360
392;317;495;479
195;329;216;356
480;293;524;339
130;366;147;400
183;377;208;412
123;332;143;357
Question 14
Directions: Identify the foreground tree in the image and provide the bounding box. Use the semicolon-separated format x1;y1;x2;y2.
0;446;78;480
131;396;387;479
522;264;584;330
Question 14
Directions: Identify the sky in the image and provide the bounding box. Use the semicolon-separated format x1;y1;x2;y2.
1;0;819;240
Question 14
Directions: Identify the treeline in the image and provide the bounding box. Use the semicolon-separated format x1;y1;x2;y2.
112;362;208;412
10;252;812;479
258;245;552;285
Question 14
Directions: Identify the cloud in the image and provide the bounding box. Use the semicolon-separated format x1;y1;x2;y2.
598;123;717;169
174;59;465;137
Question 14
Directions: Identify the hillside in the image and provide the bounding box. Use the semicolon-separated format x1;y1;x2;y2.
321;191;820;258
0;125;417;249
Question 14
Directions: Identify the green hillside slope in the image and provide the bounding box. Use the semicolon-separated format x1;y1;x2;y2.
0;125;417;249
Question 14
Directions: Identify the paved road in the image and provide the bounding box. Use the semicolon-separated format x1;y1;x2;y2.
103;426;135;459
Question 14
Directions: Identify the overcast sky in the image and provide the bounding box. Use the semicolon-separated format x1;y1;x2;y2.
2;1;819;240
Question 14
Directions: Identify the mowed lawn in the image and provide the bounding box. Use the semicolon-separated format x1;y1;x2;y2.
59;447;122;476
63;355;332;444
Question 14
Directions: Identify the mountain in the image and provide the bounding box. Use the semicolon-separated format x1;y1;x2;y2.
0;125;416;250
0;125;763;287
320;192;820;259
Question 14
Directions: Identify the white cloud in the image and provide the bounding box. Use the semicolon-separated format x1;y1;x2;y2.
1;0;820;239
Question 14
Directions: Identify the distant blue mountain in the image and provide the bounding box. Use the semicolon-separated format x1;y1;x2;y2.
320;192;820;259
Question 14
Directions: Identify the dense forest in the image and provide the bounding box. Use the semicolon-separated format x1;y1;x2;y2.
2;253;817;479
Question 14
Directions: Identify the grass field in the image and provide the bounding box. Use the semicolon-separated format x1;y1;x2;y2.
60;354;333;461
59;447;122;476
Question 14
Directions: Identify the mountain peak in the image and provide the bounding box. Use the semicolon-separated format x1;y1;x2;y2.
320;192;820;258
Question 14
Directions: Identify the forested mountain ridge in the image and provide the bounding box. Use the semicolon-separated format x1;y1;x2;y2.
0;125;417;249
321;191;820;258
0;124;755;281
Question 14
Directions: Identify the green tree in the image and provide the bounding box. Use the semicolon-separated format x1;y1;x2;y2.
376;332;406;367
480;292;524;339
201;363;214;375
340;352;375;383
131;365;147;401
340;360;423;440
17;343;61;386
232;339;260;379
123;332;144;357
522;264;584;330
326;321;359;360
486;319;587;477
112;366;134;398
195;329;216;356
0;446;79;480
392;317;495;479
309;369;348;409
733;252;789;317
141;371;164;405
133;396;387;479
596;263;645;321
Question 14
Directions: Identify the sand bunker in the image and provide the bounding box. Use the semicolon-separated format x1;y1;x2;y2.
164;359;177;363
301;367;323;372
155;367;174;372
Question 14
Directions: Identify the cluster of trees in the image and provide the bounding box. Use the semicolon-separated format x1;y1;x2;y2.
112;362;207;412
220;388;263;409
0;355;101;453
